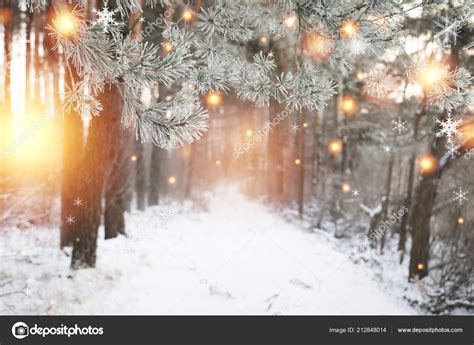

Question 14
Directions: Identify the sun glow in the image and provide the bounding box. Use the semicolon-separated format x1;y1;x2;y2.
417;154;438;175
340;19;359;39
54;11;78;37
418;62;449;90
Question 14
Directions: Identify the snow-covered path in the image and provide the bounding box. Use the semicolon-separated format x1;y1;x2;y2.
1;189;416;315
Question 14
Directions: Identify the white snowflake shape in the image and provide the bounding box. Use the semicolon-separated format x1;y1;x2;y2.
66;215;75;224
383;145;392;153
453;187;469;206
434;12;462;50
436;112;462;144
93;0;118;33
290;123;300;133
445;141;460;158
74;197;83;207
392;117;408;135
352;189;360;198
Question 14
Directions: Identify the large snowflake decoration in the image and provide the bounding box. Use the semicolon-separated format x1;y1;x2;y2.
392;117;408;135
435;112;462;144
92;0;118;33
453;187;469;206
434;12;462;52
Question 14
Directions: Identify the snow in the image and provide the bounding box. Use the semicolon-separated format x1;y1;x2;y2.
1;188;417;315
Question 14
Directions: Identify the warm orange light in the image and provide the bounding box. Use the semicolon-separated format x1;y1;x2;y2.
283;14;298;29
246;129;253;137
54;12;78;37
182;8;193;21
294;158;301;165
306;32;334;59
328;138;343;156
355;71;366;80
340;19;359;39
216;160;221;165
416;263;425;271
259;36;268;45
417;154;438;175
206;92;222;107
457;217;465;225
341;183;351;193
303;122;308;128
340;95;357;116
168;176;176;185
418;62;449;90
130;154;137;161
163;42;173;52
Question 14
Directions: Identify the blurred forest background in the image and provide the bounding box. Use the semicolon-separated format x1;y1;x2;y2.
0;0;473;315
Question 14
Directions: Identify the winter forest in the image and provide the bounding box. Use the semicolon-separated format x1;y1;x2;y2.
0;0;472;316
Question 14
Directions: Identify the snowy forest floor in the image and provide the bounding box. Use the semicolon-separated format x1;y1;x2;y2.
1;187;419;315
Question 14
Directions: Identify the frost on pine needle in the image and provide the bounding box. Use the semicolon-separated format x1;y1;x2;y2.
285;61;336;111
428;67;473;111
64;81;103;122
364;71;396;98
137;89;209;149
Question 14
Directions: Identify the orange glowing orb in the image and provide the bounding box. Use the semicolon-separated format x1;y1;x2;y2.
216;160;221;165
246;129;253;137
206;92;222;107
130;154;137;161
328;138;343;156
340;95;357;116
417;154;438;175
303;122;308;128
416;263;425;271
182;8;193;21
419;62;449;90
283;14;298;29
168;176;177;185
259;36;268;45
341;183;351;193
457;217;465;225
355;71;366;80
340;19;359;39
294;158;301;165
54;12;78;37
163;42;173;52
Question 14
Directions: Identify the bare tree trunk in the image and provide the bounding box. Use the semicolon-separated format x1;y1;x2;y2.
297;114;306;218
71;84;122;268
134;141;147;211
267;98;284;203
104;5;141;235
104;130;132;238
148;145;162;206
408;26;462;279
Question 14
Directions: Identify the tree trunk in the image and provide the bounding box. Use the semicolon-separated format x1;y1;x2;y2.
408;26;462;279
148;145;162;206
134;141;147;211
60;68;84;248
267;98;284;203
296;114;306;218
104;118;132;239
70;84;122;268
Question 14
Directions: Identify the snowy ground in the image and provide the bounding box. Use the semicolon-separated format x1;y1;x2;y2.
0;188;417;315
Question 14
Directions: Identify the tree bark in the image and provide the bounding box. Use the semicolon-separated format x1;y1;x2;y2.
70;85;122;268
